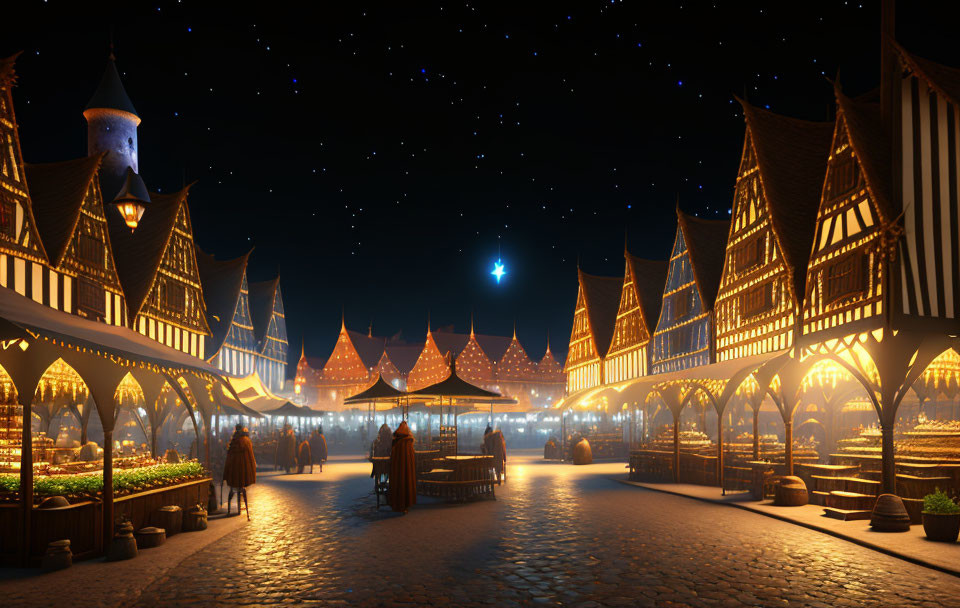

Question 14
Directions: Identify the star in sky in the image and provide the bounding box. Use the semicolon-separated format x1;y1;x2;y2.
491;260;507;284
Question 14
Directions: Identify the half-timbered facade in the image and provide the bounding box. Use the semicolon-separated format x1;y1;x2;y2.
25;155;129;326
0;54;50;304
564;269;622;393
651;209;729;374
196;248;257;377
249;277;289;393
895;45;960;327
604;252;668;383
107;186;211;357
715;102;832;360
801;91;889;341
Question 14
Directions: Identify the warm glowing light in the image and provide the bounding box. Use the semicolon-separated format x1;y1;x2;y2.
115;200;145;230
491;259;506;284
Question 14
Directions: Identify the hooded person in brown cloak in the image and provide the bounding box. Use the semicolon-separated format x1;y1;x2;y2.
388;421;416;513
483;427;507;484
309;428;328;472
373;423;393;458
276;424;298;474
297;439;312;474
223;425;256;516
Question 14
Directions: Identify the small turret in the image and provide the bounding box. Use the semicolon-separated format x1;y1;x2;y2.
83;53;140;200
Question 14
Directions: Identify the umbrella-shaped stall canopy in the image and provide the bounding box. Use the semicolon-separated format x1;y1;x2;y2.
261;401;307;418
343;374;406;405
408;371;505;401
298;405;325;418
407;363;517;453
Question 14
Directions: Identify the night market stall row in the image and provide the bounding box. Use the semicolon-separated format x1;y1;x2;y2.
555;12;960;527
0;286;250;566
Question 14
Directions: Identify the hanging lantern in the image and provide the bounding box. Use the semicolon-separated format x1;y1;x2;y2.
112;167;151;230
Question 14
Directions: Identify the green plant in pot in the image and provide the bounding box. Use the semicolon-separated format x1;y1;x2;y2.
922;489;960;542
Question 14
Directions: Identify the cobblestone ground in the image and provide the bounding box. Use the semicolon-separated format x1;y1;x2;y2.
134;453;960;607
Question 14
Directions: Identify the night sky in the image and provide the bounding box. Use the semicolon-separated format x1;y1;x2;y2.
4;2;958;371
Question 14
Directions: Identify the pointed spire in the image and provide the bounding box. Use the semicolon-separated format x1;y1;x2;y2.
545;330;551;354
340;305;346;332
300;337;306;359
469;310;475;338
624;227;629;255
368;319;373;338
86;51;138;117
512;319;517;341
426;310;432;336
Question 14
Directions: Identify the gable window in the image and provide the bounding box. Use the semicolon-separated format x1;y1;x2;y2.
77;277;105;318
741;281;774;318
77;233;102;266
668;325;691;353
672;289;690;320
734;233;764;274
0;198;14;240
826;153;861;201
825;251;868;304
164;282;186;312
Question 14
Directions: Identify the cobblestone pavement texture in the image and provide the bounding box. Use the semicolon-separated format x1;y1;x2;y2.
123;453;960;607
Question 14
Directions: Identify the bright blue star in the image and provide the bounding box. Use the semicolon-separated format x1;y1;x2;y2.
491;260;506;284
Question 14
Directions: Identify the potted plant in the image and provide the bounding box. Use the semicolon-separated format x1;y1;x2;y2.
922;489;960;542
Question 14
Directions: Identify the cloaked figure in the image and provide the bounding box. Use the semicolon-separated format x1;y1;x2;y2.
372;423;393;458
297;439;313;474
223;424;256;519
483;426;507;484
309;427;328;472
388;421;416;513
276;424;298;474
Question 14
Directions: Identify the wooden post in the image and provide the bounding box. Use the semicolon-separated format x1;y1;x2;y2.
19;396;33;566
673;411;680;483
752;407;760;460
784;420;794;476
204;417;212;471
716;410;724;490
881;421;896;494
102;429;114;555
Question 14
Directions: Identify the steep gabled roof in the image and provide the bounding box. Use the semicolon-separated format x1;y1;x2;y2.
625;253;669;335
25;154;104;267
106;185;191;318
739;100;832;296
345;329;386;369
249;277;281;346
893;41;960;108
85;55;138;117
578;268;622;359
195;247;251;356
676;209;729;311
834;89;893;221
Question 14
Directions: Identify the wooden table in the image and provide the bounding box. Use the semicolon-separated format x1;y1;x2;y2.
416;454;496;501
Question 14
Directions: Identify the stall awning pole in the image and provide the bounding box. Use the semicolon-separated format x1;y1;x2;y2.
19;393;33;566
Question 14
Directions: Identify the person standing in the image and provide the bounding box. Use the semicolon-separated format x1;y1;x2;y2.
297;439;312;474
223;424;256;518
310;426;328;472
484;426;507;484
388;421;416;513
276;424;298;474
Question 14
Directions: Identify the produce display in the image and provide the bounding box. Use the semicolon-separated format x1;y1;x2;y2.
0;461;205;504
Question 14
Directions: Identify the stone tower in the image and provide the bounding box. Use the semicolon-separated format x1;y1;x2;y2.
83;52;141;200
